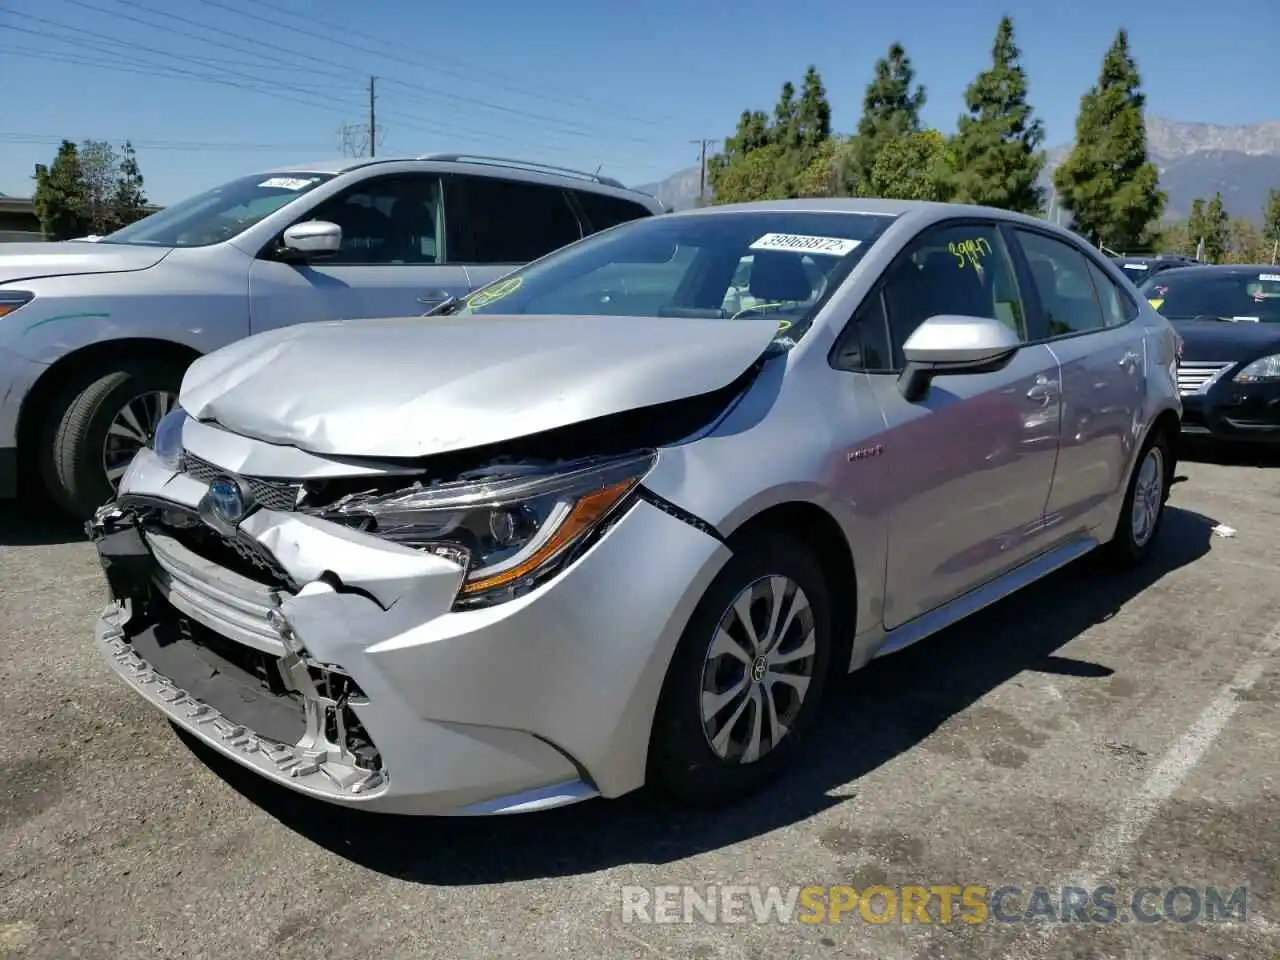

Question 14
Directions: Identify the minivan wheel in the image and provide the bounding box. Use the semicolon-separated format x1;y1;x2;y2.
647;532;833;807
1106;429;1172;567
39;358;185;519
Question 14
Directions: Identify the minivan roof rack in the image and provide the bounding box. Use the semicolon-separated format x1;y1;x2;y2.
417;153;629;190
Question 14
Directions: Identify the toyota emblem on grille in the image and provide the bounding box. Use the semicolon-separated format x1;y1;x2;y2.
198;474;253;536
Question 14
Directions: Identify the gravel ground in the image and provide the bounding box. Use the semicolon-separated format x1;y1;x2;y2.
1;445;1278;960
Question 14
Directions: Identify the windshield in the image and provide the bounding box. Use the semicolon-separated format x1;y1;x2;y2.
100;171;335;247
450;210;896;342
1141;270;1280;323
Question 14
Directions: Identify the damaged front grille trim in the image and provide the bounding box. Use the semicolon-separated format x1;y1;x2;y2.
98;607;388;799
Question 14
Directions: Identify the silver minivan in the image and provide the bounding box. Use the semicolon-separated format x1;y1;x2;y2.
0;154;663;517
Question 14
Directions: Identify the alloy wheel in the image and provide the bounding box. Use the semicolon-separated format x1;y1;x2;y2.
103;390;176;486
1130;446;1165;547
699;575;817;764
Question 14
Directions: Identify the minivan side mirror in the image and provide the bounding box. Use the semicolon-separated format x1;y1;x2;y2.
898;314;1022;402
279;220;342;260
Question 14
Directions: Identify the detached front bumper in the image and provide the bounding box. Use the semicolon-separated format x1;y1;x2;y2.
91;446;726;815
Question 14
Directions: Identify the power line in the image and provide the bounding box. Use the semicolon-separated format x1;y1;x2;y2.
213;0;681;131
47;0;667;148
0;132;334;153
2;24;671;175
2;47;668;178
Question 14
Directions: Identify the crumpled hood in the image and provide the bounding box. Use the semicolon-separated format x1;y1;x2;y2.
0;241;171;285
1173;319;1280;363
180;313;782;458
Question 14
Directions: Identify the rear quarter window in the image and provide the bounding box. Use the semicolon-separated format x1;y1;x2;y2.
574;190;654;232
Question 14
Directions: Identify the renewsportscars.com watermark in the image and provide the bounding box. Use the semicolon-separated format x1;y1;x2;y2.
620;884;1250;926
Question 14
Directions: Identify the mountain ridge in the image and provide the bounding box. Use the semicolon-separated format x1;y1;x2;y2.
634;116;1280;220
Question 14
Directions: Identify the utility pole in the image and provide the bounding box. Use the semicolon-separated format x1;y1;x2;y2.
690;138;717;204
368;76;377;158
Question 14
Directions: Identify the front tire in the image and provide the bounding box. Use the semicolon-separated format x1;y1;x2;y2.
39;358;185;519
647;532;834;807
1106;428;1172;567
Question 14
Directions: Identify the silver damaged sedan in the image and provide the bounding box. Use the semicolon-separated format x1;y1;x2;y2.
89;199;1182;815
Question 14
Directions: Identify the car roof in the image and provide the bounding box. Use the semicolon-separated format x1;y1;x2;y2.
1147;264;1280;282
663;197;1095;241
252;155;663;207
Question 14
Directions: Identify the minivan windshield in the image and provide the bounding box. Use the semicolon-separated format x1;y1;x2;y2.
99;171;335;247
1140;270;1280;323
450;210;896;343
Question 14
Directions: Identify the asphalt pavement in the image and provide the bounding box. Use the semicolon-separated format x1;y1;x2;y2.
1;445;1278;960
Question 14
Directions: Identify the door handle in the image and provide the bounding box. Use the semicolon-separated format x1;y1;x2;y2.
1118;350;1141;370
417;290;451;305
1026;376;1059;406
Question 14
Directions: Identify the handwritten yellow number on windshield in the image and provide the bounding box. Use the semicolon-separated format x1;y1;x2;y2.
466;276;523;309
948;237;993;269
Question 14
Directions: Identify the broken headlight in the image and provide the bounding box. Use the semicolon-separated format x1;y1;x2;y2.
327;452;657;607
151;406;191;470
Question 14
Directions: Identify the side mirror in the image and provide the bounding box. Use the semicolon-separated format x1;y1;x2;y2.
279;220;342;260
898;314;1022;402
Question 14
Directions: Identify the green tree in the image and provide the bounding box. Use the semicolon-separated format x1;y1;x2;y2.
79;139;121;234
112;140;149;227
1263;188;1280;263
709;144;793;204
1053;29;1164;249
791;138;841;197
948;16;1045;213
773;81;799;149
866;130;953;201
1202;192;1230;263
708;68;835;202
839;42;926;195
1184;197;1208;257
795;66;832;149
1228;217;1265;264
707;109;774;198
32;139;89;240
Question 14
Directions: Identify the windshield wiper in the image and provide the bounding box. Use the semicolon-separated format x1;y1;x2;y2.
1167;314;1234;323
424;295;462;316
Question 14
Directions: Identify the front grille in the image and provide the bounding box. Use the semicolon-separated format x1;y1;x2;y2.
1176;361;1234;396
181;453;302;513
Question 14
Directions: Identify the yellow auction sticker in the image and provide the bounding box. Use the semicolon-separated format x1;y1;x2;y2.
466;276;523;309
1148;298;1164;310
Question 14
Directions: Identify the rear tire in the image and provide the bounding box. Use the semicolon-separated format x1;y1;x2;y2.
38;358;185;520
647;532;833;807
1106;428;1172;567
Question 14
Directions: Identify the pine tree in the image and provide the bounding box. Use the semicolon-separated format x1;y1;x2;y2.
1202;192;1230;263
1185;197;1208;257
1263;188;1280;263
32;139;89;240
708;69;834;202
949;16;1046;214
795;66;832;149
773;82;799;150
112;140;149;228
1053;30;1164;249
839;42;926;196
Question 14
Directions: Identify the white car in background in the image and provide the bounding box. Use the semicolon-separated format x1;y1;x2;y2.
0;154;663;518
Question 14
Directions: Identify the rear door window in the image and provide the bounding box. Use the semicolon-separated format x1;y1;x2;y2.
1013;229;1106;337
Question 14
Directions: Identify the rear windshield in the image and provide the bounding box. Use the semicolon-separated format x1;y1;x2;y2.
100;171;335;247
1141;271;1280;323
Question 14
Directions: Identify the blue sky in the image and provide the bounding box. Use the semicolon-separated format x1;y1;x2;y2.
2;0;1276;204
